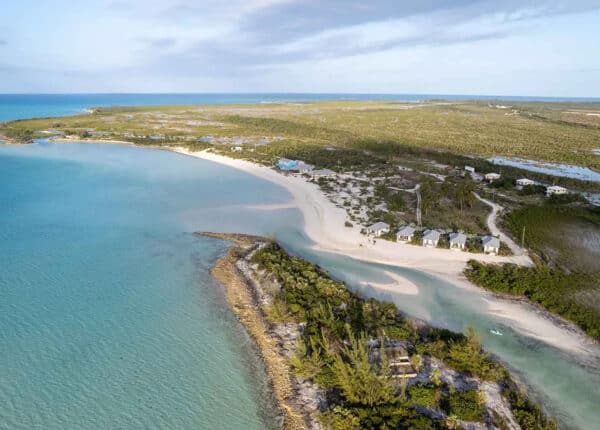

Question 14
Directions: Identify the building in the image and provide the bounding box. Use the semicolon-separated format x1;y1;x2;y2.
295;161;314;173
309;169;336;178
231;146;242;152
449;232;467;250
366;222;390;237
465;166;475;173
481;235;500;254
422;229;440;247
485;172;501;182
546;185;568;197
396;226;415;242
516;178;535;187
277;158;298;170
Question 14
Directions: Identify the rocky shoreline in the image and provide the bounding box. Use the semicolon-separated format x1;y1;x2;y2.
199;232;323;430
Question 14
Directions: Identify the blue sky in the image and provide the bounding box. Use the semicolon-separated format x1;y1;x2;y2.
1;0;599;96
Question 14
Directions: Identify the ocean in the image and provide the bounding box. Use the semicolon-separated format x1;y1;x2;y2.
1;96;600;429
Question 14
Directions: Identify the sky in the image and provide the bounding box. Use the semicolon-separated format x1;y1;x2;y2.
1;0;599;96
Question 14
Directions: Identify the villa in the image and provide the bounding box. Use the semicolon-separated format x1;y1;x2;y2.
310;168;336;178
396;226;415;242
546;185;568;197
449;232;467;250
485;172;501;182
516;178;535;188
367;222;390;237
482;235;500;254
422;229;440;247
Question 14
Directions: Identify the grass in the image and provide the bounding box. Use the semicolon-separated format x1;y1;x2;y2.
2;100;600;187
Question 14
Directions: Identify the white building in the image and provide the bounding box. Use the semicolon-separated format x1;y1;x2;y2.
310;169;336;178
516;178;535;187
465;166;475;173
481;236;500;254
367;222;390;237
231;146;243;152
485;173;501;182
449;232;467;250
546;185;568;197
422;229;441;247
396;226;415;242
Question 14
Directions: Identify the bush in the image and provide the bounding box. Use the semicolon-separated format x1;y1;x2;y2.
444;389;485;422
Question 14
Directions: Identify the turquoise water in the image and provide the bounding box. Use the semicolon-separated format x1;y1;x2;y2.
2;141;600;429
0;143;296;429
3;93;600;122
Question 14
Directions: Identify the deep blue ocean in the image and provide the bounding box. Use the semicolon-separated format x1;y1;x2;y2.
1;95;600;429
2;93;600;122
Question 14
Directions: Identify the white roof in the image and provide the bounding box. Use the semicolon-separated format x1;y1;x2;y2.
369;222;390;231
397;226;415;236
547;185;567;192
517;178;535;184
482;235;500;247
449;232;467;244
485;172;501;178
423;229;441;240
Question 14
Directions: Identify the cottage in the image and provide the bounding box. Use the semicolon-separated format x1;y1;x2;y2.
465;166;475;173
516;178;535;187
449;232;467;250
422;229;440;247
367;222;390;237
310;169;336;178
277;158;298;170
231;146;242;152
295;161;314;173
482;235;500;254
396;226;415;242
546;185;568;197
485;172;501;182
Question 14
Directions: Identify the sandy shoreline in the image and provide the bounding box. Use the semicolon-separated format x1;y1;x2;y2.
174;147;597;356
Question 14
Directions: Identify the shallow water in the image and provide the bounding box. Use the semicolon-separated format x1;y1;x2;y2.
489;156;600;182
1;142;599;429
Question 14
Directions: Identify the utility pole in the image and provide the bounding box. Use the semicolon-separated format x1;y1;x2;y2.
521;226;526;249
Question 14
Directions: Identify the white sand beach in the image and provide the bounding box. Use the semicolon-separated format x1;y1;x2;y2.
175;148;596;354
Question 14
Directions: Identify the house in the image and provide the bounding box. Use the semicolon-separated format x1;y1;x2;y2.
295;161;314;173
231;146;242;152
310;169;336;178
546;185;568;197
277;158;298;170
485;172;501;182
396;226;415;242
366;222;390;237
482;235;500;254
516;178;535;187
422;229;440;247
465;166;475;173
449;232;467;250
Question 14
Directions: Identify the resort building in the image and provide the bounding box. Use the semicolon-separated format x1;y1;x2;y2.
367;222;390;237
276;158;314;173
422;229;440;247
482;235;500;254
464;166;475;174
396;226;415;242
449;232;467;250
485;172;501;182
516;178;535;188
546;185;568;197
309;169;336;178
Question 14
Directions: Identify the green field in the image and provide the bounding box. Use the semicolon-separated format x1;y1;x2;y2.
3;100;600;174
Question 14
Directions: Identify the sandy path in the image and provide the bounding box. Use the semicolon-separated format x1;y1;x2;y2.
474;193;527;256
174;148;596;355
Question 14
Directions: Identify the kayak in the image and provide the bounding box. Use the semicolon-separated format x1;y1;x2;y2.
490;329;503;336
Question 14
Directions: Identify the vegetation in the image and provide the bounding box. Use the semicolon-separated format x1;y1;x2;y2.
253;242;555;429
465;261;600;338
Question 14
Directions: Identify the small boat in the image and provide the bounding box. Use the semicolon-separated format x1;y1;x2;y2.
490;329;503;336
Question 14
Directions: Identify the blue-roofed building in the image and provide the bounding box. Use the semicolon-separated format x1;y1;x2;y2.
277;158;299;171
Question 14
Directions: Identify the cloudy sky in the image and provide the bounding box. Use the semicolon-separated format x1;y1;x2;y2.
1;0;599;96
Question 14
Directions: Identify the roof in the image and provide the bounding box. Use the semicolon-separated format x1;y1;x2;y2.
277;158;298;170
310;169;335;176
482;235;500;247
422;229;441;240
369;222;390;231
397;226;415;236
485;172;501;178
517;178;535;184
449;232;467;244
547;185;567;191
